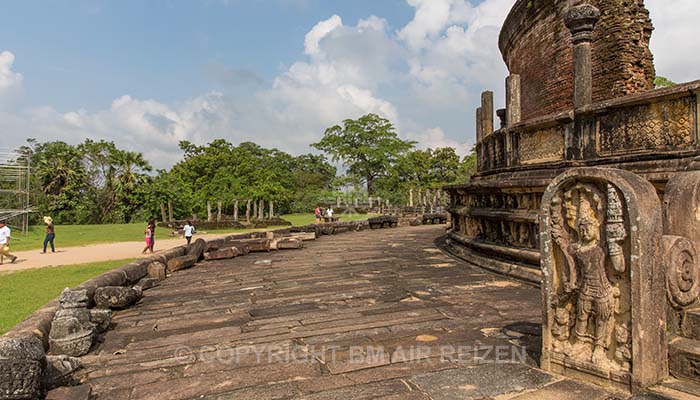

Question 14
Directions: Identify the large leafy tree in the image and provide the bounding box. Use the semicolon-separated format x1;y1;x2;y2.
312;113;415;195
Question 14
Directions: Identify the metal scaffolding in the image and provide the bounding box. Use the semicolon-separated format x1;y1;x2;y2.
0;147;32;234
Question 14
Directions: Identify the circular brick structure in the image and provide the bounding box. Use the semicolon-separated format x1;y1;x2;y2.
498;0;655;121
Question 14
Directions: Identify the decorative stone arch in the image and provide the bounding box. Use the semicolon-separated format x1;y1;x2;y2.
539;167;666;392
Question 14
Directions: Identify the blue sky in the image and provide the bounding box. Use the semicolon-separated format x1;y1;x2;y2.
0;0;697;168
1;0;414;110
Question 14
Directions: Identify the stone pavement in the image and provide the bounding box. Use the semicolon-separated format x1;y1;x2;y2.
74;225;633;399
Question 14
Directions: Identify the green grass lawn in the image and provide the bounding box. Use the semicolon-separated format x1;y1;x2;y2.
0;258;136;335
9;213;377;252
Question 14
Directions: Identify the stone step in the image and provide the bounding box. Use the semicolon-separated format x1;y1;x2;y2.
669;336;700;383
681;308;700;341
645;377;700;400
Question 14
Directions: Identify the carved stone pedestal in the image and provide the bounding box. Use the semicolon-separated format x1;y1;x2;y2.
540;167;666;392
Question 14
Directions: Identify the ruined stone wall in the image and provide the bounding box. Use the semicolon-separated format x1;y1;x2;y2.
499;0;655;121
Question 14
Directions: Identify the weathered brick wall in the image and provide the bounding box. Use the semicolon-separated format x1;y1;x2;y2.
499;0;655;121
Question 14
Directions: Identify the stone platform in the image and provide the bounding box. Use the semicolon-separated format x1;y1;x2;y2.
73;225;642;399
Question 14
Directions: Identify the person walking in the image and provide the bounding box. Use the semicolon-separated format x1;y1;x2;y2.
148;219;156;253
314;206;322;224
41;216;55;253
183;221;195;244
142;225;153;254
326;207;334;219
0;221;17;264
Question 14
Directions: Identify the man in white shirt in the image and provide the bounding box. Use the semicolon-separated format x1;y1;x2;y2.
183;221;195;244
326;207;334;218
0;222;17;264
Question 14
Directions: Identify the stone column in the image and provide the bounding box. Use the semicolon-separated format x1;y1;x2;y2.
269;200;274;220
246;199;251;222
506;74;521;127
207;201;212;222
564;3;600;109
168;201;174;222
336;196;341;207
160;203;167;223
259;200;264;220
480;91;494;137
234;200;239;221
368;196;373;208
217;200;222;222
354;197;358;207
409;188;414;207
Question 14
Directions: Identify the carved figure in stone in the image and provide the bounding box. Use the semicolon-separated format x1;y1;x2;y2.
552;305;573;353
569;205;613;364
614;323;631;371
606;184;627;273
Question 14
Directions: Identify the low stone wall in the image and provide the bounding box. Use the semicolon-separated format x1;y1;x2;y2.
0;217;409;399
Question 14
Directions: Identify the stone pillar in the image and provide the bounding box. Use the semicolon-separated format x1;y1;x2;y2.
354;197;358;207
252;200;257;220
246;199;251;222
234;200;239;221
217;200;222;222
207;201;212;222
336;196;341;207
368;196;373;208
506;74;521;127
269;200;274;220
160;203;167;223
259;200;264;220
168;201;174;222
409;188;414;207
564;3;600;109
476;107;483;143
481;91;494;137
540;167;666;391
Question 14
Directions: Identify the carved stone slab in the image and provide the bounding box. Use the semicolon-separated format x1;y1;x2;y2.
540;167;666;392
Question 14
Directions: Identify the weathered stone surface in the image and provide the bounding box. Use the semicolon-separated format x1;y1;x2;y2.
167;254;198;272
147;261;167;281
94;286;142;310
134;278;160;291
42;355;81;390
203;247;240;261
186;238;207;261
45;384;91;400
271;237;303;250
49;289;96;357
540;167;666;391
71;226;623;399
89;309;112;333
0;336;45;400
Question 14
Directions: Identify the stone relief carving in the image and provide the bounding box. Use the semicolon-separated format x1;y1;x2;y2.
598;97;694;154
518;127;565;164
547;182;629;370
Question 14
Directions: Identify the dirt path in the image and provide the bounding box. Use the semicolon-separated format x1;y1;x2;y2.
0;233;235;273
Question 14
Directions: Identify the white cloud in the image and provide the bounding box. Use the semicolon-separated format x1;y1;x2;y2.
304;15;343;56
647;0;700;83
2;0;697;169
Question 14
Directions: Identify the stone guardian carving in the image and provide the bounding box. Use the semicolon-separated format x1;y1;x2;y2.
540;167;666;392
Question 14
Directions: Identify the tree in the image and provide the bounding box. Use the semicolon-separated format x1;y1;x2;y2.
654;76;676;88
312;113;415;195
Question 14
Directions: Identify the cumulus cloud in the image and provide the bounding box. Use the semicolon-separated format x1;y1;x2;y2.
2;0;696;169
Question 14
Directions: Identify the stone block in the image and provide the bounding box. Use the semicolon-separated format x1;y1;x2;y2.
0;336;45;400
147;261;167;280
42;355;81;390
88;309;112;333
204;247;240;261
134;277;160;292
167;254;198;272
272;237;303;250
94;286;142;310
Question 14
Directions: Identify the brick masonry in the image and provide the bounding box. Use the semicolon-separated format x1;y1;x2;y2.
499;0;655;120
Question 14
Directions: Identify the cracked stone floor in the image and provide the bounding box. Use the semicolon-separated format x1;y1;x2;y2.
74;225;640;399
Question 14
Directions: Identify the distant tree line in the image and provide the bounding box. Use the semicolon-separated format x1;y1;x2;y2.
15;113;476;225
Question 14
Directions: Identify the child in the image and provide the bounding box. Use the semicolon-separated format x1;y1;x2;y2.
142;226;153;254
